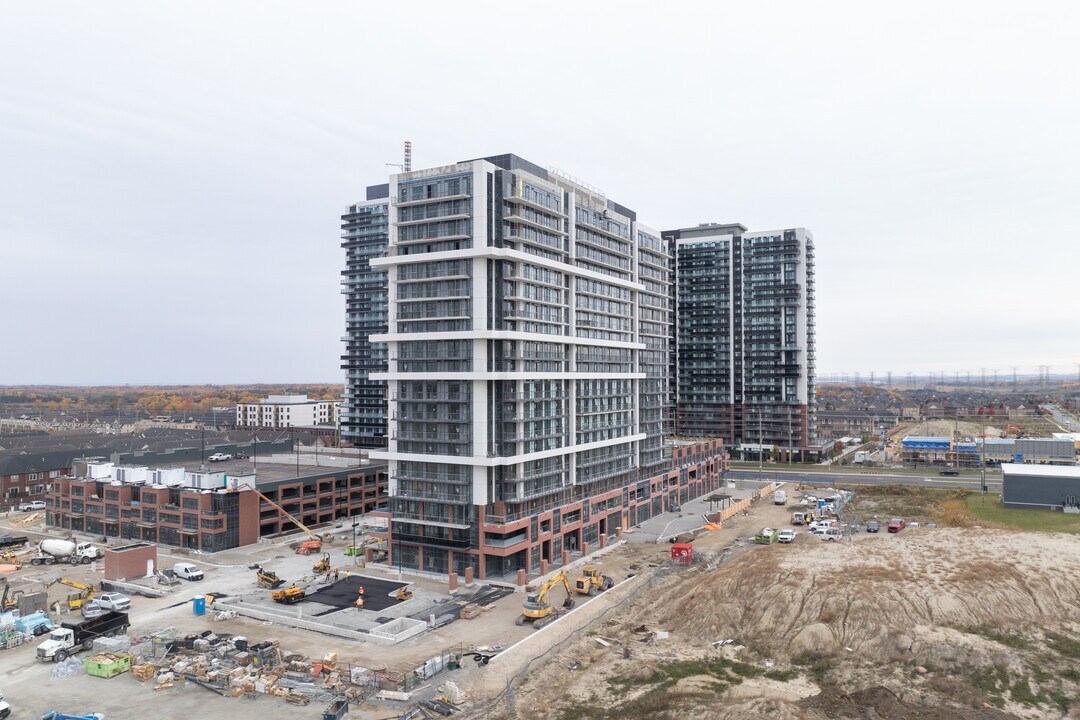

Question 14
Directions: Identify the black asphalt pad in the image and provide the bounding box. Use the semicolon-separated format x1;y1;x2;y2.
305;575;407;612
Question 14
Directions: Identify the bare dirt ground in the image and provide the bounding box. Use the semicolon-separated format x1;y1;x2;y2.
473;493;1080;720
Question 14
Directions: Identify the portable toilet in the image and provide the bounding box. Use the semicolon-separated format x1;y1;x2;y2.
192;596;206;616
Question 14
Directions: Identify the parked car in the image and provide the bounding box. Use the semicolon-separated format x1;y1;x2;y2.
778;529;797;544
808;519;836;531
866;520;880;533
173;562;204;581
939;468;959;476
81;599;105;619
234;451;249;459
887;518;906;533
813;527;843;542
18;500;46;512
95;592;131;611
207;453;232;462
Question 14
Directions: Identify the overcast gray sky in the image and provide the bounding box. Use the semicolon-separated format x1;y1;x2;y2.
3;1;1078;385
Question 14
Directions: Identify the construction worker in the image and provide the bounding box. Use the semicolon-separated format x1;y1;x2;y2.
325;567;331;580
333;569;339;581
357;585;364;596
355;596;364;611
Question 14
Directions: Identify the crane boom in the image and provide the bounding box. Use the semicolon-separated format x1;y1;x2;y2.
240;483;321;543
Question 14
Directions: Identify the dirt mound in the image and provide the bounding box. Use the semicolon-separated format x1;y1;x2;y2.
650;529;1080;658
481;525;1080;720
802;685;1017;719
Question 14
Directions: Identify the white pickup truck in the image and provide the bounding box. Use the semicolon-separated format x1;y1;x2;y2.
208;453;232;462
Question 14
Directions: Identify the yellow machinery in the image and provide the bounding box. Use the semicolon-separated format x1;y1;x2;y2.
313;554;331;575
256;568;286;589
394;586;413;602
271;585;306;604
516;568;574;629
46;578;95;609
241;485;325;555
574;566;614;596
1;582;26;611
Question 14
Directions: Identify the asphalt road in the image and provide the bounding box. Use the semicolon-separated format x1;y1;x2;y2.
727;467;1001;490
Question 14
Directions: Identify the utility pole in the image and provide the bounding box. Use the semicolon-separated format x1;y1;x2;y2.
981;367;987;389
1011;366;1019;387
886;370;892;387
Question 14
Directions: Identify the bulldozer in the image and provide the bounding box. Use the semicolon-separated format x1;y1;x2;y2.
256;568;286;589
574;566;614;596
270;585;306;604
516;568;574;629
312;554;331;575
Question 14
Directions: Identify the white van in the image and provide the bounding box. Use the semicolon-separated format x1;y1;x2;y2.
773;490;787;505
173;562;204;581
814;527;843;542
0;687;10;719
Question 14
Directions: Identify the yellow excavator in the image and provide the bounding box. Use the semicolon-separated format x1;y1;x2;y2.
45;578;95;610
515;568;574;629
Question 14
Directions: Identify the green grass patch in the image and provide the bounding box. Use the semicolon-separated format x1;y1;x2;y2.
1046;632;1080;659
1052;692;1072;713
963;494;1080;534
1060;667;1080;682
962;625;1033;650
970;665;1009;707
764;669;800;682
1009;676;1048;706
594;657;766;720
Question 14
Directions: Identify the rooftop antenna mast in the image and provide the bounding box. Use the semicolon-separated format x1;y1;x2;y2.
387;140;413;174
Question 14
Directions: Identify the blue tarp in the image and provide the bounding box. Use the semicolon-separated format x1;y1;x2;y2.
901;436;951;450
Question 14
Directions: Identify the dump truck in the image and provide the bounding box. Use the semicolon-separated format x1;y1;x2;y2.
36;611;129;662
30;539;103;566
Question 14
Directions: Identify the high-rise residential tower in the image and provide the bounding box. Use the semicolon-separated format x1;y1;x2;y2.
362;155;725;578
340;188;390;447
665;223;817;460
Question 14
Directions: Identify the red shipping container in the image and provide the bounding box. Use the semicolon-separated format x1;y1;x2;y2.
671;543;693;564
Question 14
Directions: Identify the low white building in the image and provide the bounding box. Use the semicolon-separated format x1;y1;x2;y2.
235;394;341;429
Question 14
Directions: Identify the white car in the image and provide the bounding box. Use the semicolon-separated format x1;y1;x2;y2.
18;500;46;511
81;599;105;618
807;519;835;531
95;592;131;611
778;529;797;543
207;453;232;462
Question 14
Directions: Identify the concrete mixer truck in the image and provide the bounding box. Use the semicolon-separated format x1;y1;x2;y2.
29;539;103;566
